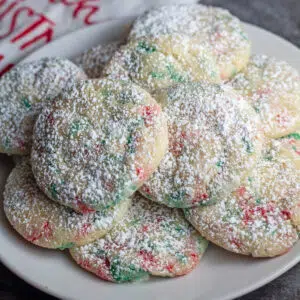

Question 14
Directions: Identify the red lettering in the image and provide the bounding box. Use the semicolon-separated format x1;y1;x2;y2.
19;27;54;50
49;0;100;25
72;1;100;25
0;7;35;39
0;0;24;20
11;14;55;43
0;63;14;76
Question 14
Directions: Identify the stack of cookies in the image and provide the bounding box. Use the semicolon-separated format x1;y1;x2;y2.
1;4;299;283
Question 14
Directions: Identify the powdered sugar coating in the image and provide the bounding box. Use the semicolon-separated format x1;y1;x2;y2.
103;34;220;93
230;54;300;138
140;82;263;208
185;152;300;257
70;193;208;282
128;4;251;80
74;41;121;78
4;160;131;249
0;57;86;155
31;79;168;213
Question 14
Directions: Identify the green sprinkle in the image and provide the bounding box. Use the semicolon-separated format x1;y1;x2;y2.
254;106;260;113
281;133;300;140
174;225;185;234
255;198;261;204
231;67;237;77
137;41;156;53
69;120;89;138
248;177;253;182
197;236;209;253
151;71;165;79
242;136;254;154
96;249;106;258
130;218;140;226
167;190;186;206
69;121;80;137
110;258;148;282
22;97;31;109
101;89;112;98
49;183;58;200
292;145;297;152
4;137;11;149
211;70;217;78
57;242;74;250
176;253;188;263
166;64;185;83
239;31;249;40
264;153;273;161
126;131;136;154
216;160;224;168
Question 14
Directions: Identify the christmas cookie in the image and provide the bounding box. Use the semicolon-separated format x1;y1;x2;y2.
4;160;131;249
140;82;262;208
128;4;251;80
74;41;121;78
70;193;208;282
103;34;220;93
185;153;300;257
230;54;300;138
0;57;86;155
31;79;168;213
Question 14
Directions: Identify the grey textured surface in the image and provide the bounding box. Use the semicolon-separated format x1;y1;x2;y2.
1;0;299;299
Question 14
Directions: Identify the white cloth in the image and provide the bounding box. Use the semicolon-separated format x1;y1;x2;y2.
0;0;197;75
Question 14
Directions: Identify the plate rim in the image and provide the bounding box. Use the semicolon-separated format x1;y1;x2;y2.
1;17;300;300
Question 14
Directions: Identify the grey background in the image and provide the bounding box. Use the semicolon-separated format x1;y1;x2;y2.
1;0;299;299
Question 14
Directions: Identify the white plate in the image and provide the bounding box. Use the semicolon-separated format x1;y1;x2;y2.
1;17;300;300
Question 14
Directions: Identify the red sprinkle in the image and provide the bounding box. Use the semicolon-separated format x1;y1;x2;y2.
139;104;160;127
190;252;198;263
47;112;55;126
76;197;95;214
281;210;292;220
80;223;92;236
166;264;174;272
230;238;243;249
237;186;247;197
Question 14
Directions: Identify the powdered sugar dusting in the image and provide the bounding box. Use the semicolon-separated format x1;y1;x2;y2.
70;193;208;282
103;34;220;93
128;4;251;79
230;54;300;138
140;82;262;208
3;159;131;249
74;41;121;78
0;57;86;155
31;79;168;212
185;151;300;257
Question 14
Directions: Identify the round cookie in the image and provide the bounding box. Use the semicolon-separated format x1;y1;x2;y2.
32;79;168;213
128;4;251;80
230;54;300;138
103;34;220;93
74;41;121;78
139;82;262;208
185;153;300;257
70;193;208;282
0;57;86;155
4;160;131;249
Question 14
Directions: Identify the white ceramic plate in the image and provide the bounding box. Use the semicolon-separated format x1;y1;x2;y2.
1;17;300;300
